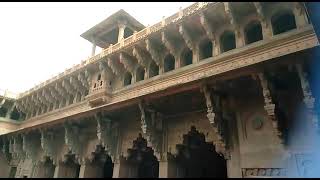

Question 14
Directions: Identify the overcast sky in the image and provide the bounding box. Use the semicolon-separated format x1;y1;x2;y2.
0;2;194;95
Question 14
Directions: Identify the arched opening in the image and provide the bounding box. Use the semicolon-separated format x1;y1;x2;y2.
10;107;20;120
136;67;145;82
97;74;101;81
245;21;263;44
180;48;193;67
220;31;236;53
172;126;227;178
149;61;159;78
85;145;114;178
199;39;213;60
124;27;134;39
164;54;175;72
123;134;159;178
124;72;132;86
0;107;7;117
271;11;297;35
34;157;55;178
61;154;81;178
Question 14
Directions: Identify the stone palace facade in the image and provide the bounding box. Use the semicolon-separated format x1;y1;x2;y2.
0;2;319;178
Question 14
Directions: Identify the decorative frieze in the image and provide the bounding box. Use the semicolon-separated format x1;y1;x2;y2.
242;168;286;177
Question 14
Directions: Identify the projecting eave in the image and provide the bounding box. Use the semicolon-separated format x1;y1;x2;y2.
80;9;145;48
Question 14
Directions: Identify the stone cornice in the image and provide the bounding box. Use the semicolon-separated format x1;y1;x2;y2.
0;25;317;136
17;2;215;99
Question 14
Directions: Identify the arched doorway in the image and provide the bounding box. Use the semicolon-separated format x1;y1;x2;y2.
173;126;227;178
89;145;114;178
33;157;55;178
124;133;159;178
59;153;81;178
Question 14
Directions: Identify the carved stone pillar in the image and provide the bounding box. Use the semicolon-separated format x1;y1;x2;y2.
158;153;176;178
91;42;96;57
295;64;319;132
118;23;126;42
78;158;94;178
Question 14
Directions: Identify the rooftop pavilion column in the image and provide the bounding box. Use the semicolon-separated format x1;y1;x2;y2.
91;39;96;57
117;20;127;43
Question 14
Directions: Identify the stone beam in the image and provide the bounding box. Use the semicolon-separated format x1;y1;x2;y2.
133;46;152;68
145;39;163;67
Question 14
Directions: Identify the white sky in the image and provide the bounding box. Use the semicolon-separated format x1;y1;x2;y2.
0;2;194;95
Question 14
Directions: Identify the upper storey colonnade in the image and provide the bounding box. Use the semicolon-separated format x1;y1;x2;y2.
11;2;310;120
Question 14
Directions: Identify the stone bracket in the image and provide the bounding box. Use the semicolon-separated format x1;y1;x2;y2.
95;113;119;160
138;101;163;159
22;134;38;162
295;64;319;132
145;39;163;66
64;122;81;158
40;130;57;164
256;73;283;142
200;84;227;155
